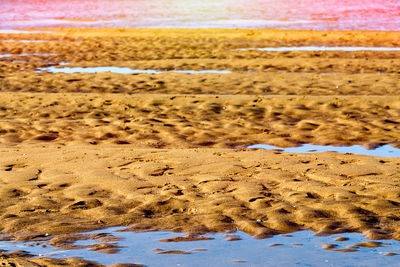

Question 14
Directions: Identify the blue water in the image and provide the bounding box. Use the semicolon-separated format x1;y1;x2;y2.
239;47;400;52
0;40;49;42
38;66;231;74
248;144;400;157
0;53;56;58
1;228;400;266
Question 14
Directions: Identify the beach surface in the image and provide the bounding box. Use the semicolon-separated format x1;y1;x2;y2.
1;28;400;266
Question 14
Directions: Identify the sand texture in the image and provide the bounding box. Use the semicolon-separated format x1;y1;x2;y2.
0;93;399;149
1;28;400;265
2;29;400;96
1;144;400;238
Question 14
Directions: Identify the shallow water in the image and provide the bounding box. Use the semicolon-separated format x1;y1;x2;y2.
0;40;49;43
238;47;400;52
1;228;400;266
0;53;56;58
38;66;231;74
1;0;400;31
248;144;400;157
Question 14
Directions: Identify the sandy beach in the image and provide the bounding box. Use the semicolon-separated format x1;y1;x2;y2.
1;28;400;266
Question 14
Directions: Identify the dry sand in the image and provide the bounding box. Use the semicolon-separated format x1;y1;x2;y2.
1;28;400;266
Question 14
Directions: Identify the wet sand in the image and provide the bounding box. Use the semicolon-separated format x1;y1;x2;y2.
1;28;400;266
0;93;400;149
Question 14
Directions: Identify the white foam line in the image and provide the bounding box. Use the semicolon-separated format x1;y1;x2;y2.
238;46;400;52
38;66;231;74
248;144;400;157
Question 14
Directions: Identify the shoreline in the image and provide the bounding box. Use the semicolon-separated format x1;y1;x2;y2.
2;27;400;44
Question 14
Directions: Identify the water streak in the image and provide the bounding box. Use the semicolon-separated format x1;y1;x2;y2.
238;47;400;52
248;144;400;157
0;53;56;58
38;66;231;74
0;40;49;43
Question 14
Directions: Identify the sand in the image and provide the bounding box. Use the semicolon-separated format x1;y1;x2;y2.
1;28;400;266
1;144;400;237
0;93;399;149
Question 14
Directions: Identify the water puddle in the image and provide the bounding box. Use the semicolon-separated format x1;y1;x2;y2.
238;47;400;52
37;66;231;74
248;144;400;157
0;40;49;43
0;53;56;58
1;228;400;266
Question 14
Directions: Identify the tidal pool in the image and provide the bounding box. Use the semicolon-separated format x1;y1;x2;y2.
0;40;49;42
38;66;231;74
0;53;56;58
238;47;400;52
247;144;400;157
1;228;400;266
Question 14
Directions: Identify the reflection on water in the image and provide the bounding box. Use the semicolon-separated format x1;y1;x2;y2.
38;66;231;74
248;144;400;157
0;0;400;30
239;46;400;52
1;228;400;266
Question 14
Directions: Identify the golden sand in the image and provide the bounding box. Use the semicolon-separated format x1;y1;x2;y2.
1;28;400;266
